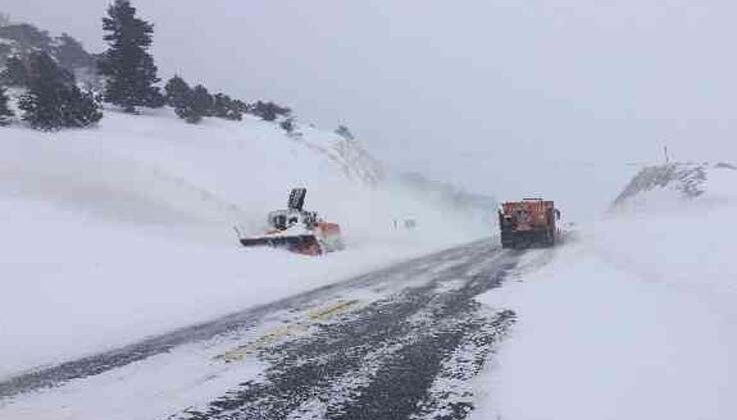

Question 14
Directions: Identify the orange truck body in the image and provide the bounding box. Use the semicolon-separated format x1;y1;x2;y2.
498;199;559;249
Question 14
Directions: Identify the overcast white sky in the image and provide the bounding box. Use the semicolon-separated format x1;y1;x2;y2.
4;1;737;217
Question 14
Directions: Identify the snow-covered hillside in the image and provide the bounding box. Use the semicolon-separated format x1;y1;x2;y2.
613;161;737;211
473;162;737;420
0;108;487;379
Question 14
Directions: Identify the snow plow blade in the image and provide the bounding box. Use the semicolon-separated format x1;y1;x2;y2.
239;234;323;255
236;188;343;256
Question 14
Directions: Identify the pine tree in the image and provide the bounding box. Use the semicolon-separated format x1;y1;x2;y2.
164;75;190;108
55;33;96;74
165;75;196;122
165;77;212;124
18;52;74;130
185;85;213;124
0;23;54;55
250;100;291;122
18;52;102;130
335;125;355;140
233;99;250;114
98;0;162;113
62;88;104;128
0;56;28;87
212;93;242;121
0;86;14;126
280;118;295;133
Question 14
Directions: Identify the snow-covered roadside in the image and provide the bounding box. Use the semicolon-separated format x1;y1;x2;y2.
472;166;737;420
0;108;484;380
0;198;463;380
0;339;268;420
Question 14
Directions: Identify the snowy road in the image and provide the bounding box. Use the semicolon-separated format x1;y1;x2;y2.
0;240;519;420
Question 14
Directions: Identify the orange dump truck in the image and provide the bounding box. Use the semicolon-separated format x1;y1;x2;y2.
498;198;560;249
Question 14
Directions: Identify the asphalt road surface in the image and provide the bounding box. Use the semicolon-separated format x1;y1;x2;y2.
0;240;520;420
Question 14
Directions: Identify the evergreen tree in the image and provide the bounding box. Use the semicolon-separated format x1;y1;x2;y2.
212;93;242;121
280;118;295;133
250;100;291;122
0;86;14;126
164;75;190;109
164;77;212;124
62;88;104;128
98;0;162;113
0;56;28;86
211;93;228;118
164;75;196;122
335;125;355;140
18;52;102;130
233;99;250;114
0;23;54;55
186;85;213;124
165;76;244;124
55;33;96;74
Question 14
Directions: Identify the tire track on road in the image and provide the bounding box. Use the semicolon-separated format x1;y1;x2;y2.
178;242;517;420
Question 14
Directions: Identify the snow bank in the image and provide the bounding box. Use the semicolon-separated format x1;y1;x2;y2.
473;162;737;420
0;108;483;379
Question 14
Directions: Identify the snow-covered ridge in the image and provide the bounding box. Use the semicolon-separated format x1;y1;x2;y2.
611;161;737;212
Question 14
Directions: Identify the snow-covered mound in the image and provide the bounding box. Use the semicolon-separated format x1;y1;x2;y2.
612;161;737;212
0;108;486;379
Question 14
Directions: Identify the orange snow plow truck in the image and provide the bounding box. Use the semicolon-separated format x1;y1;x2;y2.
498;198;560;249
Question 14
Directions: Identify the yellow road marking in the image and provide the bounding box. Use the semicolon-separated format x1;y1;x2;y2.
215;299;361;363
308;299;359;321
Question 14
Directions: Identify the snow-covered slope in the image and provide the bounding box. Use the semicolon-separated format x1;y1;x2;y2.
472;161;737;420
0;108;485;379
612;161;737;211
